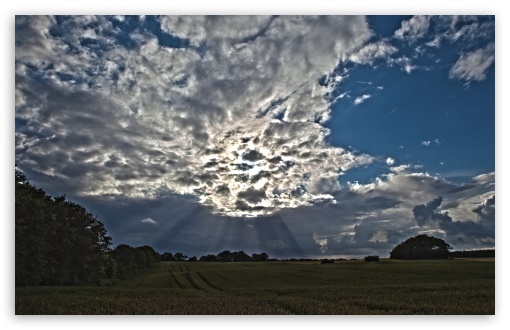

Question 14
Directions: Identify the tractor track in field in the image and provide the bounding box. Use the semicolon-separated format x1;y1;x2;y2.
184;272;203;290
170;273;184;288
167;263;221;291
196;271;224;292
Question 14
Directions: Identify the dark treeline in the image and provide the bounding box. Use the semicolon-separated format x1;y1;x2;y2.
161;250;269;262
15;170;160;286
450;249;495;258
106;244;160;281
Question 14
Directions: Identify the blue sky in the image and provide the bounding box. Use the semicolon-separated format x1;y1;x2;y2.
14;14;495;259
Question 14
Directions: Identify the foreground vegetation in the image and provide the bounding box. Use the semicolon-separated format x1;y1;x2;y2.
16;258;494;315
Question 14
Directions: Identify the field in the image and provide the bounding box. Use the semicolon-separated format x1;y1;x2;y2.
15;258;495;315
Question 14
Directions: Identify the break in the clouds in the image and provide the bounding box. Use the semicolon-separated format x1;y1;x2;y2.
15;15;494;257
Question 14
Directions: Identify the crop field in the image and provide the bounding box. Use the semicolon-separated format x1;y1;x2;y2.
15;258;495;315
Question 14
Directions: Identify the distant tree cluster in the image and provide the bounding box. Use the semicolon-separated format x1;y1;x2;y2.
15;170;160;286
160;250;269;262
390;234;452;260
364;256;380;262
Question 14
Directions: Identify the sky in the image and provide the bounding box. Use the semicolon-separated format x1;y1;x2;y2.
14;14;496;259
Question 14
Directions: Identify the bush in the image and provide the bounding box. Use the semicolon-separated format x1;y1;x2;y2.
320;259;335;264
364;256;380;262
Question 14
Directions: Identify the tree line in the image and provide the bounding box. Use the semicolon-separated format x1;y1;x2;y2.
15;170;160;286
161;250;269;262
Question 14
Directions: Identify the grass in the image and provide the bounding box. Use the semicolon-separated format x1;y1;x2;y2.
15;258;495;315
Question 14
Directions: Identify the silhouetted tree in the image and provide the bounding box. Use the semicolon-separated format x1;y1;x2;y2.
390;234;452;260
161;252;176;261
217;250;233;262
252;252;269;262
15;170;111;286
174;252;187;261
199;254;218;262
364;256;380;262
109;244;160;279
232;250;251;262
138;245;161;265
449;249;495;258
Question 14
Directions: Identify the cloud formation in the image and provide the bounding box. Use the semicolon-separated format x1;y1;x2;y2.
354;94;371;105
394;15;430;41
15;15;376;217
449;43;495;83
14;16;495;258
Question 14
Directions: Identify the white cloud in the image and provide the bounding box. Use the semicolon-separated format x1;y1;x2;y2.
349;41;397;65
425;37;441;48
386;157;395;166
388;55;416;74
447;19;495;43
353;94;371;105
394;15;430;41
141;218;158;225
421;140;431;146
449;43;495;83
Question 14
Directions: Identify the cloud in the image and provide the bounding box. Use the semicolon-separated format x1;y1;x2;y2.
388;55;416;74
421;139;441;146
141;218;158;225
472;195;495;222
75;168;494;258
449;43;495;83
412;196;446;226
354;94;371;105
394;15;430;41
283;168;495;257
446;18;495;43
13;15;496;259
349;41;397;65
390;16;494;80
15;15;376;217
412;196;493;245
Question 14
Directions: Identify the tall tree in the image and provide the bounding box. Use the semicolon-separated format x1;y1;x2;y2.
15;170;112;285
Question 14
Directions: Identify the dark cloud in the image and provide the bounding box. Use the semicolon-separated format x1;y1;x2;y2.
412;196;493;246
242;149;264;162
413;196;445;226
237;187;266;204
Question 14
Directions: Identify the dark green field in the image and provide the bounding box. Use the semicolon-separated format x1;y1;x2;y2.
15;258;495;315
